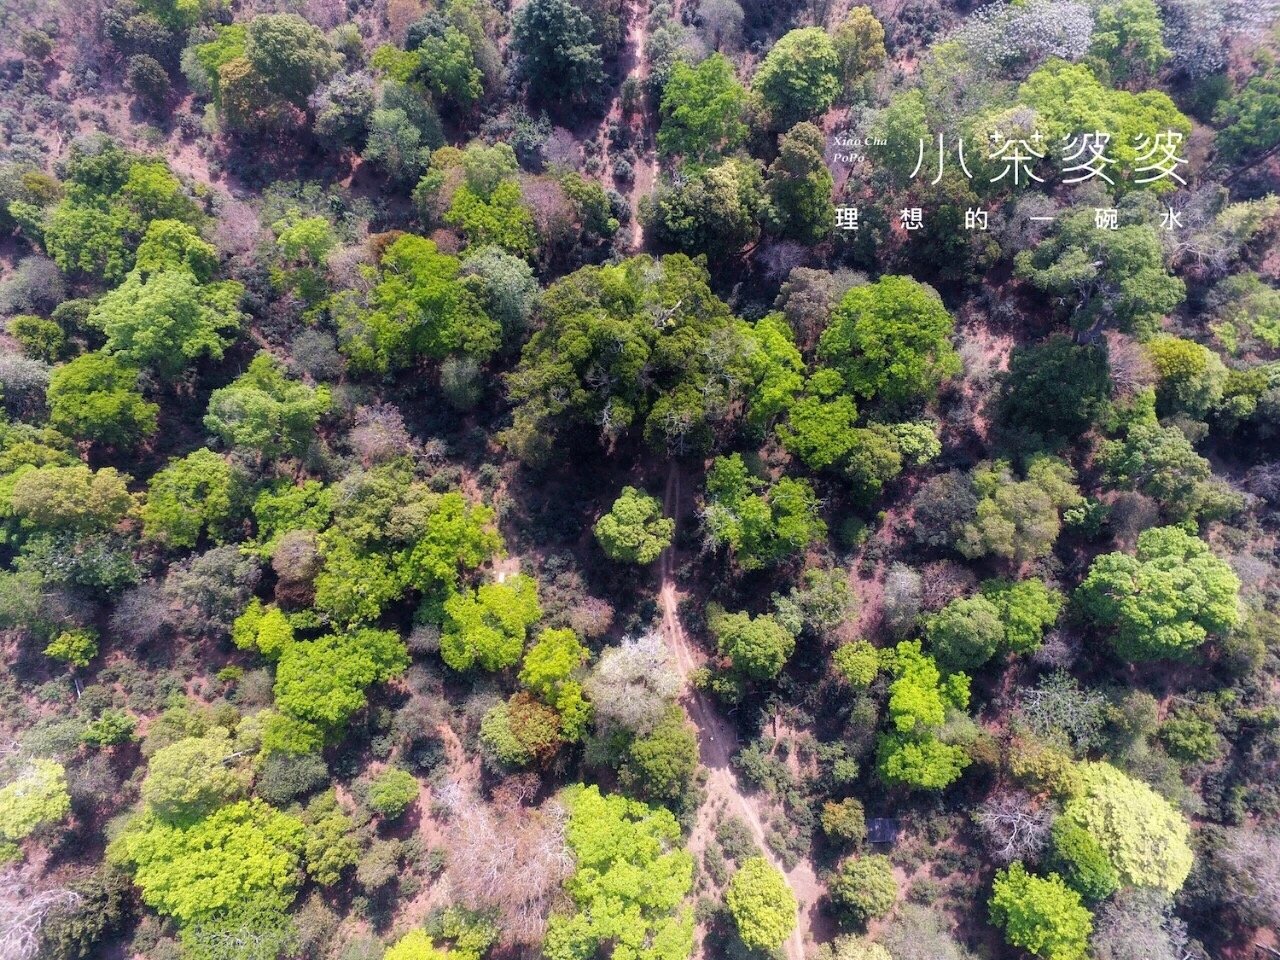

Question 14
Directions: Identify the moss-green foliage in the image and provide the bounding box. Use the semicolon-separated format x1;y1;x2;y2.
956;457;1082;564
989;862;1092;960
726;856;797;950
1057;762;1193;894
543;784;694;960
709;607;797;681
619;706;698;804
831;854;898;925
141;728;248;823
594;487;674;565
1049;821;1119;901
440;573;541;672
111;799;306;925
520;627;592;740
818;276;959;409
203;351;330;459
141;448;237;549
44;627;99;667
1076;526;1240;661
367;768;420;818
701;454;826;571
752;28;841;127
504;254;745;464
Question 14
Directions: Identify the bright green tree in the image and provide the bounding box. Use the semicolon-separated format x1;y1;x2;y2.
594;487;674;565
726;857;798;951
989;862;1092;960
273;628;409;730
701;454;826;571
543;784;694;960
110;799;306;925
1076;526;1240;661
0;759;71;853
47;351;159;448
339;234;499;374
8;464;135;535
384;930;450;960
91;269;244;379
440;574;541;672
141;729;249;822
1057;762;1194;894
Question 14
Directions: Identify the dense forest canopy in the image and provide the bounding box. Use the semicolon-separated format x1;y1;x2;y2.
0;0;1278;958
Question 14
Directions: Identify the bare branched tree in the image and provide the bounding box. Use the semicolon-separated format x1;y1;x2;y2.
0;869;81;960
973;790;1054;864
438;782;572;946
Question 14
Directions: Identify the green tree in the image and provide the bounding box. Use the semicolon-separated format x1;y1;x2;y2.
1215;68;1280;164
301;790;358;886
619;706;698;804
520;628;592;740
511;0;605;107
830;855;898;925
956;457;1081;564
440;574;541;672
767;122;834;244
981;578;1064;654
0;759;71;853
504;255;744;463
997;336;1110;453
821;798;867;846
926;595;1004;671
204;352;330;459
110;799;306;925
339;235;499;374
45;628;99;668
989;862;1092;960
753;28;841;127
141;449;237;548
710;608;796;680
385;930;450;960
543;784;694;960
141;729;248;822
876;642;971;790
594;487;674;565
654;158;768;261
273;628;409;731
1057;762;1193;893
1076;525;1240;661
244;13;339;106
1049;821;1119;901
701;454;826;571
726;857;798;951
232;598;296;660
833;640;879;687
47;351;159;449
1144;335;1226;419
819;276;959;409
1015;209;1184;339
1100;419;1239;521
658;53;747;161
9;464;135;536
367;768;419;819
91;269;244;379
1089;0;1169;80
832;7;886;92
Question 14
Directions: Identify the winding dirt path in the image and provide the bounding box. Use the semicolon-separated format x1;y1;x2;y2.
659;465;819;960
